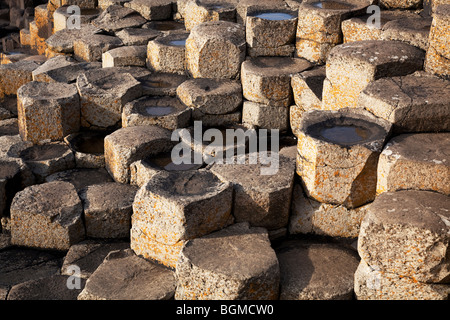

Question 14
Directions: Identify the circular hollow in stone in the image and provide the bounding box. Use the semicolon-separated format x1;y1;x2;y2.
147;32;190;74
64;131;109;168
140;72;188;96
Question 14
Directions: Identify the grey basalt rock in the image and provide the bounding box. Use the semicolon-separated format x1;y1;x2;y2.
91;5;147;32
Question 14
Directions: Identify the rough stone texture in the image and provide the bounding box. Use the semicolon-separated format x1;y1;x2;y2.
80;182;138;239
125;0;173;20
277;240;360;300
0;159;22;217
131;170;233;267
291;66;326;112
76;68;142;129
354;259;450;300
184;0;237;31
17;81;80;143
104;125;173;183
289;184;370;238
175;222;280;300
115;27;161;46
0;60;41;99
186;21;246;79
61;240;130;279
241;57;312;107
381;15;432;51
296;108;391;208
99;0;132;10
210;153;295;230
78;249;176;300
7;274;85;300
380;0;423;9
140;72;187;96
147;33;189;74
122;96;191;130
235;0;286;25
322;40;425;110
242;101;289;131
46;25;103;54
91;5;146;32
64;131;108;169
377;133;450;196
295;0;372;64
19;142;75;183
177;78;242;117
45;168;114;191
425;4;450;79
358;72;450;133
73;34;124;62
10;181;85;251
358;190;450;283
102;45;147;68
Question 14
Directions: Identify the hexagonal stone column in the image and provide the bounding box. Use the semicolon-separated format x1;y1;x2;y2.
210;153;295;231
175;222;280;300
73;34;123;62
358;72;450;133
176;78;242;120
147;33;190;74
242;101;289;131
245;7;297;57
377;133;450;196
17;81;80;144
186;21;246;79
358;190;450;284
10;181;85;250
76;69;142;129
131;170;233;268
322;40;425;110
102;45;147;68
425;4;450;79
184;0;236;31
241;57;312;107
64;131;108;169
296;108;391;208
104;125;173;183
78;249;176;300
0;60;41;99
295;0;372;63
277;240;359;300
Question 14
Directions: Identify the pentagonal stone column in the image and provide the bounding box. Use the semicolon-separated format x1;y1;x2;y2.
17;81;80;143
76;69;142;129
79;182;138;239
131;170;233;268
104;125;173;184
425;5;450;79
377;133;450;196
296;108;391;208
102;45;147;68
176;78;242;120
296;0;372;64
277;241;359;300
242;101;289;131
241;57;312;107
78;249;176;300
184;0;236;31
122;96;191;130
147;33;190;74
322;40;425;110
358;72;450;133
186;21;246;79
10;181;85;250
210;153;295;231
358;190;450;284
246;7;297;57
175;222;280;300
64;131;108;169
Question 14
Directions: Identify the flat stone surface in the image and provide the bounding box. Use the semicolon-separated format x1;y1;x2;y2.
91;5;147;32
122;96;191;130
358;190;450;283
210;153;295;230
425;5;450;78
45;25;103;54
377;133;450;195
45;168;114;191
147;32;189;74
80;182;139;238
104;125;173;183
322;40;425;110
241;57;312;107
358;72;450;133
186;21;246;79
102;45;147;68
115;27;161;46
10;181;85;250
175;222;280;300
276;240;360;300
296;108;391;208
78;249;176;300
61;240;130;279
125;0;173;20
183;0;237;31
0;60;41;98
381;15;432;50
7;274;85;300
